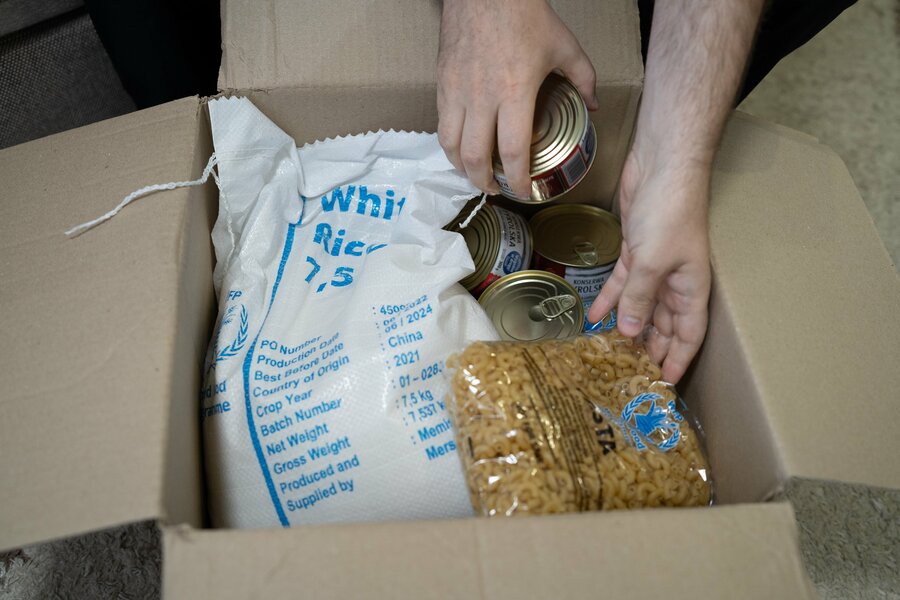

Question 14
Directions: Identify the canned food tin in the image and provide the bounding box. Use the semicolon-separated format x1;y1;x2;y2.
478;270;584;342
448;198;532;297
493;73;597;203
530;204;622;331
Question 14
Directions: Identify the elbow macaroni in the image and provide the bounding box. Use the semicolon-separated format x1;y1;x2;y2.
447;332;712;516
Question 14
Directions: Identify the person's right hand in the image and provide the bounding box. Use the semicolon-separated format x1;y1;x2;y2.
437;0;598;199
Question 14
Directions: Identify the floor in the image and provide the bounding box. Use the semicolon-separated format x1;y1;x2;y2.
738;0;900;270
0;1;898;598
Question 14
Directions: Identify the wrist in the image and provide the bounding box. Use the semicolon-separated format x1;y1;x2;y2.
631;119;718;176
622;147;711;200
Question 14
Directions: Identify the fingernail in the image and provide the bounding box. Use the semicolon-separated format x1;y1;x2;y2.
622;316;641;329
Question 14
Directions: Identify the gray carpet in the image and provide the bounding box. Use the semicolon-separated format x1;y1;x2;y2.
778;480;900;600
1;1;898;598
0;7;135;149
0;523;160;599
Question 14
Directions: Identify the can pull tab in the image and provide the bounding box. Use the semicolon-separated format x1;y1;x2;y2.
528;294;577;321
573;241;598;266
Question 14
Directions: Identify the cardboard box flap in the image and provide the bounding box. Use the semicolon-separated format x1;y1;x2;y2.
0;98;211;551
218;0;643;92
705;112;900;492
163;503;814;599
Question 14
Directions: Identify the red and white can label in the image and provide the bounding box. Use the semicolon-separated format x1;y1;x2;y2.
496;120;596;202
471;206;532;297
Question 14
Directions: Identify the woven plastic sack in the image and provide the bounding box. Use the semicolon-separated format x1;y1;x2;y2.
200;97;498;528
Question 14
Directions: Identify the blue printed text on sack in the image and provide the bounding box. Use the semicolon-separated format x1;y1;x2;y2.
319;185;405;221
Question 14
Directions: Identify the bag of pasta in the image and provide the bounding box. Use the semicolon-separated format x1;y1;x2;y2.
446;332;713;516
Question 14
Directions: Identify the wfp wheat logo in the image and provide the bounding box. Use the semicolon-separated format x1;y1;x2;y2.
211;303;248;367
621;392;684;452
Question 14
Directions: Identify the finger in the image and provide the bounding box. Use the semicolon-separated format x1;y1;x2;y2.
459;104;501;194
646;303;673;368
558;43;598;110
437;95;466;172
496;91;538;200
660;309;708;384
588;258;628;324
617;259;665;338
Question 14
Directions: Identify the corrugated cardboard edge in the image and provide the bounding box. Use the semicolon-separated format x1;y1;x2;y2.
160;99;219;532
161;504;816;599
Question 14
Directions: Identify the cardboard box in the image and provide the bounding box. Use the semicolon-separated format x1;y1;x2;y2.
1;1;898;597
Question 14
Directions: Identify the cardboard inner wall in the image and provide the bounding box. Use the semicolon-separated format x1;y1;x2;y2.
692;113;900;493
218;1;643;91
162;504;815;600
0;98;207;550
162;105;218;531
682;272;787;504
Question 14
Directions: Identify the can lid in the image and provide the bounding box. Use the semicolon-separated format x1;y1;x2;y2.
530;204;622;267
493;73;588;176
479;270;584;341
447;198;500;290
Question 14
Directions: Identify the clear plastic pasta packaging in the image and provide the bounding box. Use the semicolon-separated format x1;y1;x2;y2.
446;332;713;516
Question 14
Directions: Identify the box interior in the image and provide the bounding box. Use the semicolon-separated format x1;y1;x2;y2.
161;98;900;534
160;93;882;535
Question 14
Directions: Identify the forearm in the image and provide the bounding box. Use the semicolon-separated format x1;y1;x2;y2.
634;0;766;174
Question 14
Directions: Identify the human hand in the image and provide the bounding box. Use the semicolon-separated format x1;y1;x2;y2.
437;0;598;198
587;153;711;384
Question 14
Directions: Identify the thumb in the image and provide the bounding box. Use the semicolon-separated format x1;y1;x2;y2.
588;257;627;324
558;44;598;110
616;260;666;338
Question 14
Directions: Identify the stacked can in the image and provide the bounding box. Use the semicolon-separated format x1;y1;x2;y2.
450;73;608;342
478;271;584;342
447;198;532;298
493;73;597;203
530;205;622;332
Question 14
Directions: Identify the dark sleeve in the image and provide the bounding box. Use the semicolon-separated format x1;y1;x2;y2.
84;0;221;108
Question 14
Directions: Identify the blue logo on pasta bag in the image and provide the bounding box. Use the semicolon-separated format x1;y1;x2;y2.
620;392;683;452
585;308;616;332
